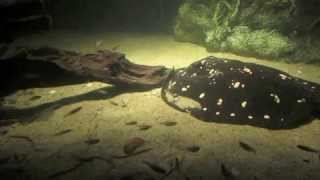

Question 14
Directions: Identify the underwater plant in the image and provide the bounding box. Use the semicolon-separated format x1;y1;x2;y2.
174;0;320;63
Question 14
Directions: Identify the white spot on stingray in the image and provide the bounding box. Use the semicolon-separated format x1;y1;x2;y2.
241;84;245;88
186;85;191;89
303;82;308;85
202;107;208;111
233;82;241;88
280;118;285;122
279;74;288;80
224;60;228;63
230;113;236;117
201;60;206;65
264;115;271;119
241;101;247;108
181;72;187;77
243;67;253;75
311;86;316;89
270;93;281;104
181;87;188;92
216;112;220;115
217;98;223;106
248;115;253;119
297;70;303;74
297;98;306;103
191;73;197;77
199;93;206;99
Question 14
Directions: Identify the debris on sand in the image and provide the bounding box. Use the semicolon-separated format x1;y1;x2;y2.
138;124;152;131
125;121;137;125
296;145;319;154
53;129;73;137
221;163;239;180
186;145;200;153
143;161;167;174
160;121;177;126
64;106;82;118
239;141;256;153
123;137;146;155
84;138;100;145
29;95;41;101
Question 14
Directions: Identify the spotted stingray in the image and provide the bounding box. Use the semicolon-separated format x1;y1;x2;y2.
161;56;320;129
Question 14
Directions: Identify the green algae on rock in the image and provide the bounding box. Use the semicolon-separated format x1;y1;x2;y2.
174;0;320;63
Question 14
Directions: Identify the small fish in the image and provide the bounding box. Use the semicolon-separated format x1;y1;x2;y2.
138;124;152;130
143;161;167;174
239;141;256;153
53;129;73;137
296;145;319;153
29;95;41;101
64;106;82;118
160;121;177;126
84;138;100;145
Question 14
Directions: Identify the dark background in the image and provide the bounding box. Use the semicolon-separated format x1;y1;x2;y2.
0;0;183;41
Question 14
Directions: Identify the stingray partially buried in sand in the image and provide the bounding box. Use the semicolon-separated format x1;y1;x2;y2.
161;56;320;129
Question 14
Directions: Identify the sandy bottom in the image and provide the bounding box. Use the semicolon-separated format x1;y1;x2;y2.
1;31;320;180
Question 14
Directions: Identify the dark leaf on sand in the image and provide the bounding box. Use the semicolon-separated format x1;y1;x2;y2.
143;161;167;174
84;138;100;145
64;106;82;118
138;124;152;131
160;121;177;126
123;137;145;154
239;141;256;153
186;145;200;152
53;129;72;137
125;121;137;125
297;145;319;153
